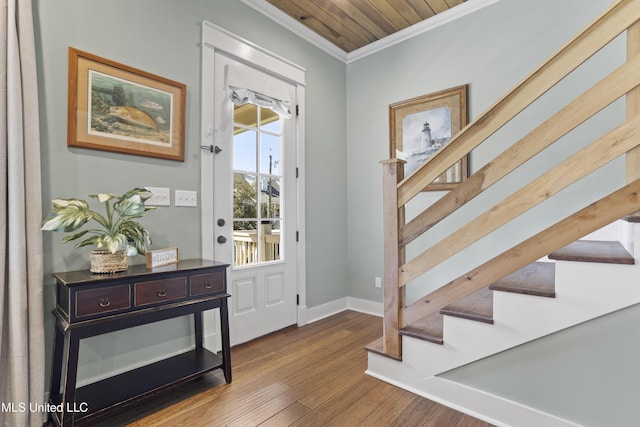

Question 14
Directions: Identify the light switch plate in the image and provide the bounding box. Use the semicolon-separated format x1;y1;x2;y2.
145;187;170;206
175;190;197;207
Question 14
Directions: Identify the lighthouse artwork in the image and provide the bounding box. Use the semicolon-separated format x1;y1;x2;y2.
400;105;453;177
389;85;468;190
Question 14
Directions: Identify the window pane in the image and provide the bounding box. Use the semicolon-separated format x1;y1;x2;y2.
262;220;281;262
233;173;257;219
234;220;258;266
260;133;281;175
234;130;257;173
259;176;280;219
262;116;281;133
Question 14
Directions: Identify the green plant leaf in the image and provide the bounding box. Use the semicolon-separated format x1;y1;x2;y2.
89;193;119;203
41;199;92;232
114;194;146;218
119;221;152;254
61;229;89;243
74;235;101;249
122;187;153;202
42;187;154;255
103;234;128;254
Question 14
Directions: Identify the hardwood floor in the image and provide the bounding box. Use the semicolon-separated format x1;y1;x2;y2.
94;311;493;426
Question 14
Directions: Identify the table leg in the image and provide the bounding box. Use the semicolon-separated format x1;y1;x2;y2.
60;333;80;426
194;311;203;349
48;322;65;425
220;298;232;383
49;323;64;399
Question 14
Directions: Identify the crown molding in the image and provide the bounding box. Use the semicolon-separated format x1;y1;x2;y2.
346;0;501;63
239;0;348;62
241;0;500;64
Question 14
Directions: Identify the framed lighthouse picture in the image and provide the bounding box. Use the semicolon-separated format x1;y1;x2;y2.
389;85;469;191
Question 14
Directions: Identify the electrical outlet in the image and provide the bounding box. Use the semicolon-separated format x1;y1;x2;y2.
374;277;382;288
145;187;170;206
175;190;197;207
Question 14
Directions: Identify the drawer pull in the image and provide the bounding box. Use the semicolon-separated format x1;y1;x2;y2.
204;282;213;289
99;298;111;307
157;289;167;297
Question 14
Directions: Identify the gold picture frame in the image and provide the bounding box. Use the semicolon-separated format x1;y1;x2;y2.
68;47;186;161
389;85;469;191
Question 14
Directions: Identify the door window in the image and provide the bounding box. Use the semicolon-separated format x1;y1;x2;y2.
232;103;283;267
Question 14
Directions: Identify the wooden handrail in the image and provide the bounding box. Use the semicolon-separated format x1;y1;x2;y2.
397;0;640;207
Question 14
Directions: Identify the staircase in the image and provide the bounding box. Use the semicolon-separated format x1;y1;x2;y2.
367;220;640;426
367;0;640;425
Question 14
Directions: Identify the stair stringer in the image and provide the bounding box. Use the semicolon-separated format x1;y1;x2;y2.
367;224;640;426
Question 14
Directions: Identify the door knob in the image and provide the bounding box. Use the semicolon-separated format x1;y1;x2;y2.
217;235;227;244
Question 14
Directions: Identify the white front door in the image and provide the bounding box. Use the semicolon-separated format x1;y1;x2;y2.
203;50;299;346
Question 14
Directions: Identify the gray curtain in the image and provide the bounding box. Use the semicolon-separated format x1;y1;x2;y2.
0;0;45;426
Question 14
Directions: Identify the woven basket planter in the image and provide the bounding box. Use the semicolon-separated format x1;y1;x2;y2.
90;249;128;274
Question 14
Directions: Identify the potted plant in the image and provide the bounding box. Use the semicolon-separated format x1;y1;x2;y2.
42;187;156;273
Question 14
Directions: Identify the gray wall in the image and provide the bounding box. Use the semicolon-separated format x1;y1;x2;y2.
34;0;347;383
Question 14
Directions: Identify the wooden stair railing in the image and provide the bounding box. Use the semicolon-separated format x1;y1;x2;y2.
379;0;640;359
403;178;640;326
401;114;640;285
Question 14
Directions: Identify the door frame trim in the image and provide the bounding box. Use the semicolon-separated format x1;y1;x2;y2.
200;21;308;326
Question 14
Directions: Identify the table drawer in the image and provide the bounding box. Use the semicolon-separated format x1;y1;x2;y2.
134;277;187;307
76;285;131;318
190;271;225;296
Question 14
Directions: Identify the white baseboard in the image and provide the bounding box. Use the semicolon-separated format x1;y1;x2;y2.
365;371;580;427
305;296;383;324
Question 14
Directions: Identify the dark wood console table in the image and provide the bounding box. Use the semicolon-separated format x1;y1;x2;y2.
48;259;231;426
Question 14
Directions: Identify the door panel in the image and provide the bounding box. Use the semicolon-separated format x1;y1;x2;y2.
212;52;298;346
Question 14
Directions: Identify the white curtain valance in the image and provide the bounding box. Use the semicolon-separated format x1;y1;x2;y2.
224;63;293;119
229;85;292;119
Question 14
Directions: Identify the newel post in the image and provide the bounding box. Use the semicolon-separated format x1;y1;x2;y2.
380;158;406;358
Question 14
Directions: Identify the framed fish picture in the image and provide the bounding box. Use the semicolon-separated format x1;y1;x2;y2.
68;47;186;161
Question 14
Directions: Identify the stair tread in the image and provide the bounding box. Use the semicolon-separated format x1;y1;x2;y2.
440;287;493;324
489;262;556;297
624;215;640;223
364;337;403;361
400;312;443;344
548;240;634;264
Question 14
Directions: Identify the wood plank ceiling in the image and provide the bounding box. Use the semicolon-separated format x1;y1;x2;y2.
265;0;467;52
